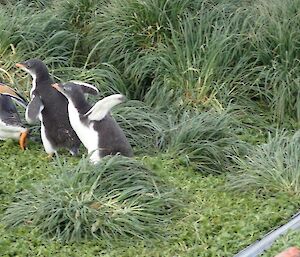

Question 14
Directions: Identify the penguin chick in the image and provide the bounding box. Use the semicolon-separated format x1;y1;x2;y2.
15;59;81;156
0;83;28;150
52;82;133;164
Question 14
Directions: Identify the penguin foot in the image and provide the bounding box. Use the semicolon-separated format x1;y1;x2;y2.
19;130;29;150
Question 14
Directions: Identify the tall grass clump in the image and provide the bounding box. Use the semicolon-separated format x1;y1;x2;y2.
2;156;176;242
248;0;300;123
54;0;101;30
228;131;300;195
113;100;169;153
86;0;260;106
0;2;79;85
144;13;234;110
160;109;246;174
86;0;197;98
53;64;128;93
52;0;107;65
146;1;272;113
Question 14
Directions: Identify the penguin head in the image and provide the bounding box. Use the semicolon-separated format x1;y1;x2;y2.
16;59;49;79
51;82;77;100
52;81;99;100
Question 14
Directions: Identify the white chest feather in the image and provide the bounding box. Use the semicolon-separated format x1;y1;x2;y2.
68;103;99;158
30;74;37;99
0;119;25;140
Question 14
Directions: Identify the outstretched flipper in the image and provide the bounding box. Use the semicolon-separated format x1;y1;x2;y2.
25;94;44;124
85;94;125;121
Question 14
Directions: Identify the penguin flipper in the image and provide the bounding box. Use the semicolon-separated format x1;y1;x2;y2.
85;94;124;121
25;95;44;124
6;94;28;108
0;95;24;127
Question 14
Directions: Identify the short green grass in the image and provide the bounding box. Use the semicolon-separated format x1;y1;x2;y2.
0;141;299;256
262;230;300;257
1;0;300;255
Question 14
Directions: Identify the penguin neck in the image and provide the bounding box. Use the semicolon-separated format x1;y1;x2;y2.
35;67;52;82
34;72;55;97
68;95;91;115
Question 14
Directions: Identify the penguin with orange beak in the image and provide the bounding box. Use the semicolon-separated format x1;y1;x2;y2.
52;82;133;163
16;59;81;157
0;83;28;150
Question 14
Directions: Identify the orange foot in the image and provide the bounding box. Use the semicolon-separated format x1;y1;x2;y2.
19;129;29;150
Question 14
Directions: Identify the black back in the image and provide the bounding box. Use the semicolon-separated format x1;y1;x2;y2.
94;114;133;157
22;59;81;150
62;84;133;157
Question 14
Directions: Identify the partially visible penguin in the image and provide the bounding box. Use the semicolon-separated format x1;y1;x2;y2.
52;81;133;163
16;59;81;157
0;83;28;150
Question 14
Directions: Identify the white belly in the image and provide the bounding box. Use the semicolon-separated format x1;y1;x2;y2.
40;114;56;154
0;120;25;140
30;74;37;98
68;103;99;162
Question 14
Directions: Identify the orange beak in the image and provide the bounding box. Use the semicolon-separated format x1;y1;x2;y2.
51;83;61;92
16;63;25;68
51;83;59;89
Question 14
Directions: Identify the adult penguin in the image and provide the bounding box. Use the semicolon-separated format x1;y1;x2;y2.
52;82;133;164
16;59;81;157
0;83;28;150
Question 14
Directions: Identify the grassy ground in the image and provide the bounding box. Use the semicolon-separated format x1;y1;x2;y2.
263;230;300;257
0;141;299;256
1;0;300;256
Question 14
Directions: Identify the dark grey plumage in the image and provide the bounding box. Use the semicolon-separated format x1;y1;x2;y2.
52;82;133;163
0;94;24;128
16;59;81;155
0;83;28;149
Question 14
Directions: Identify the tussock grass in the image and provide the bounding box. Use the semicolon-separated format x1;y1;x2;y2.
228;131;300;195
246;0;300;123
54;64;128;95
1;0;300;254
55;0;100;30
161;109;245;174
86;0;197;98
0;2;78;88
144;14;234;110
2;155;176;242
113;100;168;153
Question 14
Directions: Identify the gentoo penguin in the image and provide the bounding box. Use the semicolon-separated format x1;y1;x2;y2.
0;83;28;150
52;82;133;163
16;59;81;157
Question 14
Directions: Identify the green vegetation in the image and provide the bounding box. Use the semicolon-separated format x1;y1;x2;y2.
0;0;300;256
0;143;299;256
3;156;176;242
262;230;300;257
228;131;300;195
